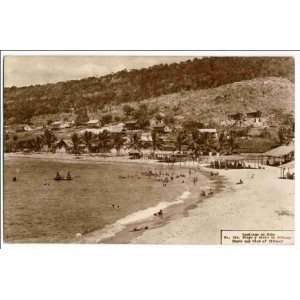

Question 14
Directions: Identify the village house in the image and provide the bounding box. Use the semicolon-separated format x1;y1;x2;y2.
246;110;262;121
86;119;101;128
152;123;171;134
50;120;73;130
128;149;143;159
124;120;139;131
228;112;244;121
106;123;125;135
227;111;265;128
246;111;264;127
198;128;218;140
53;139;73;154
51;121;64;130
261;142;294;166
140;132;153;148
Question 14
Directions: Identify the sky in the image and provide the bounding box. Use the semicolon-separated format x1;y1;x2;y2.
4;55;194;87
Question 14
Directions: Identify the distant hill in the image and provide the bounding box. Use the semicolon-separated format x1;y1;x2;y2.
107;76;294;125
4;56;294;124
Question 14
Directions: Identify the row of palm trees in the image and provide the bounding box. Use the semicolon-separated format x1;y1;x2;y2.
6;127;238;155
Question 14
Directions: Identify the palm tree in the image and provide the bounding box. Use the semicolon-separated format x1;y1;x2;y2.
151;131;158;152
176;130;186;152
71;133;80;154
98;130;111;152
43;129;57;151
130;133;141;150
113;134;125;155
34;135;43;152
83;131;93;152
228;131;237;153
218;131;226;153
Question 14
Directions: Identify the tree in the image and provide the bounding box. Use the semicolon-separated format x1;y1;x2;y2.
130;133;141;150
151;131;158;152
114;115;121;122
34;135;43;152
163;113;175;126
71;133;80;153
123;104;135;117
134;104;150;129
43;129;57;150
15;100;35;124
176;130;186;151
102;114;113;125
278;127;286;145
228;131;238;153
183;120;203;131
218;131;227;152
75;107;89;125
98;130;111;152
83;131;93;151
155;113;163;122
113;134;125;155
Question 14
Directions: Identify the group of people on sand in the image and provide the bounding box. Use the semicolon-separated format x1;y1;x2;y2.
141;169;189;187
140;167;205;188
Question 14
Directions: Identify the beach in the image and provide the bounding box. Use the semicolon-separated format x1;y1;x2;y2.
4;153;294;244
131;165;294;244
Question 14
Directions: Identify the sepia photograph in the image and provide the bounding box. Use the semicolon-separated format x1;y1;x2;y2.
2;54;295;244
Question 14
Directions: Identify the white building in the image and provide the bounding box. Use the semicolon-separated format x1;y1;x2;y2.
86;119;101;128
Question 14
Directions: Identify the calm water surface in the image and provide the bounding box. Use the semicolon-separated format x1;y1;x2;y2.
4;158;200;242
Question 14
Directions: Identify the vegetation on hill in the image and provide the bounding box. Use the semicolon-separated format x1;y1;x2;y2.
4;57;294;124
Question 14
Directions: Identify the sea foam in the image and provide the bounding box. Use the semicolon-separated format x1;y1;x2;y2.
84;190;191;243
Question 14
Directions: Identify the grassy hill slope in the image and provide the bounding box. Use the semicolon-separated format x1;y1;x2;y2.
4;57;294;124
108;76;294;125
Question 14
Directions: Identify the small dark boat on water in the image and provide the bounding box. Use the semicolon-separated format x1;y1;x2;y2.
66;171;72;180
54;172;63;181
54;171;73;181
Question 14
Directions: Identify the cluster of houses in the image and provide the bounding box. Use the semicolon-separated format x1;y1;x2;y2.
5;113;221;157
5;109;294;159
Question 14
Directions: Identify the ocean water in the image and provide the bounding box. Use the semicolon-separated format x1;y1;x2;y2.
4;158;207;243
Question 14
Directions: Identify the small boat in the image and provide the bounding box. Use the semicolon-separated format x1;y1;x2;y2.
54;171;73;181
66;171;72;180
54;172;64;181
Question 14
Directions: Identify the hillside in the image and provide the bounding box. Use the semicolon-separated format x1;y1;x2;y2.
4;57;294;124
105;76;294;126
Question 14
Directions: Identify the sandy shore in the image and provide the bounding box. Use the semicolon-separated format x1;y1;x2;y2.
130;165;294;244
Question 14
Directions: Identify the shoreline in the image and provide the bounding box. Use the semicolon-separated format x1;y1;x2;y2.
4;153;294;244
130;166;294;244
5;152;220;244
96;172;226;244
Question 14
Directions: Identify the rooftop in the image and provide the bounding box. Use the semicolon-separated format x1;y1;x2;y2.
199;128;217;133
263;144;294;157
